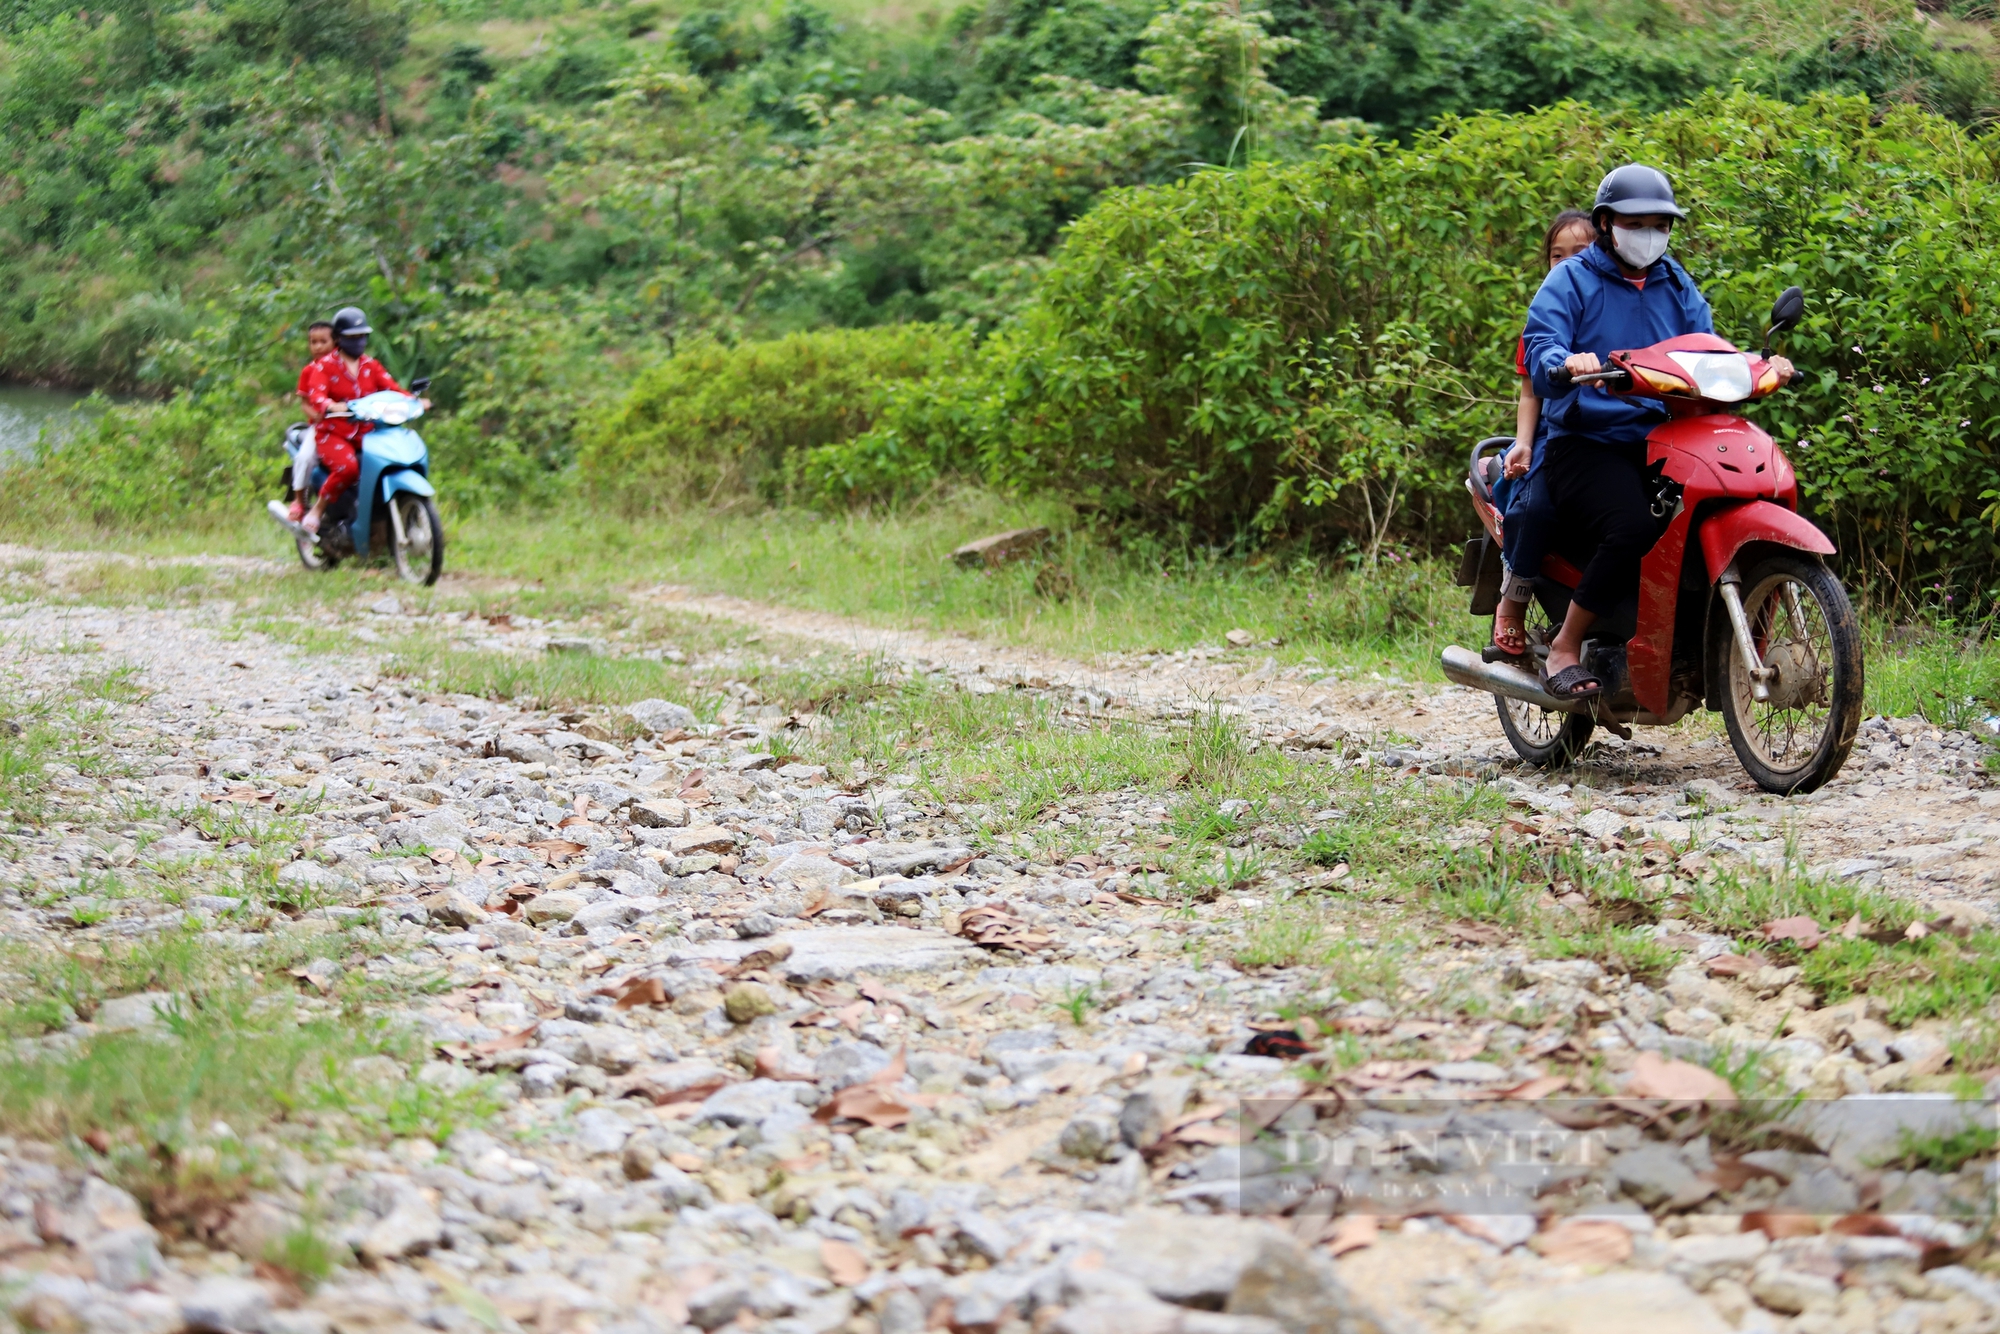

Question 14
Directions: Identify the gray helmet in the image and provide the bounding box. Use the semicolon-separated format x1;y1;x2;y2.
1592;165;1685;220
330;307;372;339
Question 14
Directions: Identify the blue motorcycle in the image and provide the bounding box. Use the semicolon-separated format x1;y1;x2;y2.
267;379;444;585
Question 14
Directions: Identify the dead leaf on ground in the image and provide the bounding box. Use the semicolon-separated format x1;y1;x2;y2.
1743;1211;1822;1239
596;977;667;1009
1342;1060;1435;1089
472;1025;539;1056
956;902;1055;954
528;839;587;864
820;1239;870;1287
1448;921;1506;945
1531;1219;1633;1266
814;1046;935;1128
1840;913;1865;940
1830;1213;1903;1237
1502;1076;1569;1101
801;887;835;918
1905;919;1933;941
1705;1155;1786;1192
754;1047;817;1082
208;786;276;806
1323;1215;1377;1257
1704;952;1770;977
1624;1051;1736;1103
1761;915;1824;950
724;943;795;978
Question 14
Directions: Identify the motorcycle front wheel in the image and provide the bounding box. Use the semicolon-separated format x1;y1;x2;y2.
391;494;444;586
1715;553;1863;795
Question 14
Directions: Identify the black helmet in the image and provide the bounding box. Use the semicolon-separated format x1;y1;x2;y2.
1592;165;1685;220
330;307;372;339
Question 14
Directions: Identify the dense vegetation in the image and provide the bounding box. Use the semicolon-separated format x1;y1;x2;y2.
8;0;2000;596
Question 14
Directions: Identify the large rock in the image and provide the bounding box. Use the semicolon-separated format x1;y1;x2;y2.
1106;1212;1391;1333
951;526;1050;568
496;735;556;765
1477;1274;1729;1334
96;991;175;1032
1784;1095;1992;1174
670;826;738;855
84;1225;161;1290
628;699;698;734
358;1201;442;1262
765;854;858;888
630;799;690;829
181;1276;273;1334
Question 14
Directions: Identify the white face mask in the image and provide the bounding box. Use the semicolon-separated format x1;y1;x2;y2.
1612;223;1670;270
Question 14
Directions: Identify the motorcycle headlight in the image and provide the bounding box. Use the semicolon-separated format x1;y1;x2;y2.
1665;351;1755;403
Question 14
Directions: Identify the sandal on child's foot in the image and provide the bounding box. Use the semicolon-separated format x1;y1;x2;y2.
1542;663;1602;701
1483;608;1529;663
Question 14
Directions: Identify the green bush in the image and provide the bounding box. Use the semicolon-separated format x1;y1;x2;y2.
579;324;970;511
870;91;2000;591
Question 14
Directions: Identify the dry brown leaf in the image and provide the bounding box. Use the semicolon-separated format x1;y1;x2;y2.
1705;1155;1785;1192
801;887;835;919
1531;1219;1633;1266
1501;1076;1569;1101
956;902;1055;953
814;1083;918;1128
1323;1215;1377;1258
1624;1051;1736;1103
528;839;587;863
1761;915;1824;950
1344;1060;1435;1088
1172;1123;1238;1146
1704;951;1770;977
473;1025;539;1056
1831;1213;1904;1238
1448;921;1506;945
819;1239;870;1287
754;1047;817;1082
666;1152;705;1172
598;977;667;1009
1905;919;1933;941
724;943;796;978
1840;913;1865;940
1743;1211;1822;1239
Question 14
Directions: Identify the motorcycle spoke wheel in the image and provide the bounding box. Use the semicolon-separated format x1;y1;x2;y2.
1494;603;1593;767
1719;554;1862;794
391;495;445;586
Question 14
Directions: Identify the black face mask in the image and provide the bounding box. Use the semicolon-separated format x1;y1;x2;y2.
336;334;367;358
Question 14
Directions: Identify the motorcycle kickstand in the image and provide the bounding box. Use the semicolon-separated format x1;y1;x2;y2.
1590;701;1633;740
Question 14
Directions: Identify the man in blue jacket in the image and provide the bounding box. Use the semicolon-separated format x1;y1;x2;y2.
1521;164;1792;699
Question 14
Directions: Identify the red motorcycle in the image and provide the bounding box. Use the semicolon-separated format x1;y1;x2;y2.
1446;288;1863;794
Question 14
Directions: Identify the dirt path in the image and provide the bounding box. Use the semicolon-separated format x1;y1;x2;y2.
0;561;1990;1334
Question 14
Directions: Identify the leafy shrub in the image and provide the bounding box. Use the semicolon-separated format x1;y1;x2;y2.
578;324;970;511
871;91;2000;592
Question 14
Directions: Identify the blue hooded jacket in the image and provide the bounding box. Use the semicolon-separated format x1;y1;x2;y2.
1523;241;1714;448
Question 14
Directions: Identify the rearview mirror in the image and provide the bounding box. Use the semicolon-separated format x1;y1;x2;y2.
410;376;432;394
1769;286;1805;335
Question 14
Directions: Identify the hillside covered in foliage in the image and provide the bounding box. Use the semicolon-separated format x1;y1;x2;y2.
7;0;2000;592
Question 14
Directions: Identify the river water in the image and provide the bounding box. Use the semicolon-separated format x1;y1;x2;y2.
0;384;112;459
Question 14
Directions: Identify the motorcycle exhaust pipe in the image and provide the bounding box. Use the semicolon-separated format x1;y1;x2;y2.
1439;646;1590;715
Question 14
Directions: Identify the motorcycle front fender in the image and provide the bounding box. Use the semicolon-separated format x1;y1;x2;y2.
1698;500;1835;583
381;470;435;499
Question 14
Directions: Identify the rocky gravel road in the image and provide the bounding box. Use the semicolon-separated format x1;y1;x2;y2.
0;562;1995;1334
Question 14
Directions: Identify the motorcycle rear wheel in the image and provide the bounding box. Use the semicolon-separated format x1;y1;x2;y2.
1494;601;1595;767
1496;693;1595;768
391;495;444;586
1715;552;1863;795
296;530;336;572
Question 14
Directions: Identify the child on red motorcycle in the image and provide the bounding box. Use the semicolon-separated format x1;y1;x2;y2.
284;321;334;525
1489;209;1595;662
